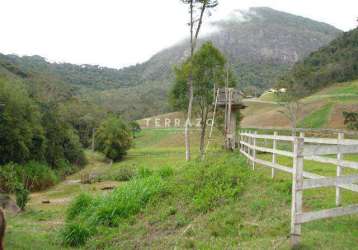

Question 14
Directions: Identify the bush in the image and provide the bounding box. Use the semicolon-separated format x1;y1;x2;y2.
112;167;136;182
95;116;132;161
0;163;21;192
15;184;30;210
0;162;59;192
66;193;94;221
61;223;93;247
21;161;59;191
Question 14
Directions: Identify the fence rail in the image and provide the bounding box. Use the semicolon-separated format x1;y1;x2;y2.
239;130;358;247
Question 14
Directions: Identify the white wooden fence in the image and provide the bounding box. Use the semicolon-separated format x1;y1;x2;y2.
239;130;358;247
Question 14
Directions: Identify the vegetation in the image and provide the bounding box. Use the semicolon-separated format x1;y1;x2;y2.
279;28;358;97
0;8;341;120
298;103;333;128
129;121;141;138
4;129;358;249
171;42;237;157
95;116;132;161
343;111;358;130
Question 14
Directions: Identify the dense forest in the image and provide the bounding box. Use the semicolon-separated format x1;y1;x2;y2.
279;27;358;96
0;63;134;209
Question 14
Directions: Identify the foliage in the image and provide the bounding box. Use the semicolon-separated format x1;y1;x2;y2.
63;175;166;244
172;156;248;212
278;28;358;97
21;161;59;191
112;166;136;182
129;120;141;138
0;161;58;192
66;193;94;221
0;76;86;173
57;98;107;147
15;184;30;210
171;42;238;156
95;116;132;161
0;78;45;164
41;104;87;168
157;166;174;178
0;163;21;192
343;111;358;130
61;223;93;247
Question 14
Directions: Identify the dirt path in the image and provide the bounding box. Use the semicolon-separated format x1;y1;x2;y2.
28;152;121;208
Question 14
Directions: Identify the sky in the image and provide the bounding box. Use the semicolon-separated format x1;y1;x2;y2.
0;0;357;69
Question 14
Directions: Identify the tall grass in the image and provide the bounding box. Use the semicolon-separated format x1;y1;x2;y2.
62;175;166;246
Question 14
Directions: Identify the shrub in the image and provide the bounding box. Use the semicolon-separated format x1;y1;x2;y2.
0;162;59;192
95;116;132;161
66;193;94;221
0;163;20;192
112;167;136;182
61;223;92;247
15;184;30;210
21;161;58;191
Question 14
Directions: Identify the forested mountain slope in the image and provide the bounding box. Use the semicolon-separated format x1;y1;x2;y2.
0;7;342;119
279;27;358;95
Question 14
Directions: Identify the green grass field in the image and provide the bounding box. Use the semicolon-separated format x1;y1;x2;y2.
4;129;358;249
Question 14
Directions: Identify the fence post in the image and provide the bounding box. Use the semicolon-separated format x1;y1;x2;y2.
272;131;278;178
252;131;257;170
336;132;344;206
245;131;249;163
291;137;304;248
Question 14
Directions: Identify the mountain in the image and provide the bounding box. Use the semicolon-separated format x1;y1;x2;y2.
0;7;342;119
88;7;342;118
278;27;358;95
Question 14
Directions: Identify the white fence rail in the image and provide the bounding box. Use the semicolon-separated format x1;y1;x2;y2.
239;131;358;247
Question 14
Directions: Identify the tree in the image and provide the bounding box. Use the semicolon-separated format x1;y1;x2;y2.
343;111;358;130
0;78;46;164
171;42;236;158
129;121;141;138
41;104;87;168
95;116;132;161
57;98;107;148
180;0;219;161
276;89;302;135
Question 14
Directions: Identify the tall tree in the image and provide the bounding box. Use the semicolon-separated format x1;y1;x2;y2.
171;42;236;159
181;0;219;161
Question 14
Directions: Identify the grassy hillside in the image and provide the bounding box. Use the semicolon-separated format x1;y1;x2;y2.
241;79;358;129
4;128;358;249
